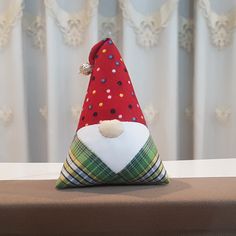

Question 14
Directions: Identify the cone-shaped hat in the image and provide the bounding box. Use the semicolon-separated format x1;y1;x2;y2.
78;38;146;130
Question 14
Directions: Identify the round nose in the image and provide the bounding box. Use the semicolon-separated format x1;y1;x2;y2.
98;119;124;138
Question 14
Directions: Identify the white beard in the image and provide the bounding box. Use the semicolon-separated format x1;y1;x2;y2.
77;122;150;173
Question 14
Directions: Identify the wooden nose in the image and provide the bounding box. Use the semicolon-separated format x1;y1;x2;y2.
98;119;124;138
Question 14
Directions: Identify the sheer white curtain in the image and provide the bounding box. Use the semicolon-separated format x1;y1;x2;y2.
0;0;235;162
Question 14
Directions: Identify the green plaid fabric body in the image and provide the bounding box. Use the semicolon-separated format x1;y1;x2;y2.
118;138;169;184
56;135;169;189
56;135;118;188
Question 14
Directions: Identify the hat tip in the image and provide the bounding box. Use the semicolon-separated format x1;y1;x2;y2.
103;38;114;44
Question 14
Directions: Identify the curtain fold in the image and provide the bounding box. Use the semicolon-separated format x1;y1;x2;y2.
0;0;235;162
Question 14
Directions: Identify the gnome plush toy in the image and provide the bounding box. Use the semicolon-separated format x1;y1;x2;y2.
56;38;169;188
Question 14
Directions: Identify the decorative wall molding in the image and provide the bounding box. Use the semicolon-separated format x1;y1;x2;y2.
0;0;23;49
24;15;45;50
143;104;158;124
199;0;236;49
185;107;193;120
99;15;121;42
71;105;81;121
119;0;177;48
179;16;194;53
0;107;13;125
215;107;231;123
39;106;48;120
44;0;99;47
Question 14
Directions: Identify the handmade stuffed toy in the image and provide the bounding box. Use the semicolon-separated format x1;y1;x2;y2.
56;38;169;188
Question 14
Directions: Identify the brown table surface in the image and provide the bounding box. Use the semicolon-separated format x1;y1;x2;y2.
0;177;236;236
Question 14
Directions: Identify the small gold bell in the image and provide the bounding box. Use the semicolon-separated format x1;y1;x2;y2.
79;63;92;75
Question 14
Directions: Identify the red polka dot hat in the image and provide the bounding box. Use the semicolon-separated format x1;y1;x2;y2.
78;38;147;130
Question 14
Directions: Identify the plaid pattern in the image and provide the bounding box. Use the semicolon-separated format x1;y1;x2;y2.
56;135;169;189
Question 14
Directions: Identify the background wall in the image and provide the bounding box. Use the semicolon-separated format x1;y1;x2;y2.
0;0;236;162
